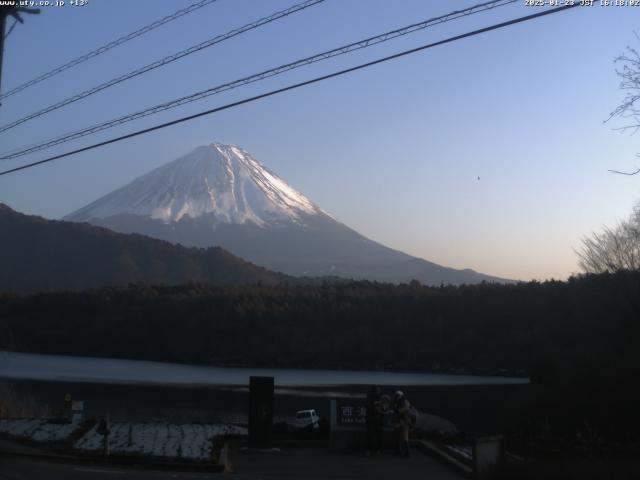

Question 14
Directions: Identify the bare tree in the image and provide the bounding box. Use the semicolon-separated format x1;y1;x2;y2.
584;35;640;271
577;204;640;273
607;33;640;176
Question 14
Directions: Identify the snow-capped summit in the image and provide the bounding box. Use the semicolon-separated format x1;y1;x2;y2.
65;143;323;226
65;143;511;285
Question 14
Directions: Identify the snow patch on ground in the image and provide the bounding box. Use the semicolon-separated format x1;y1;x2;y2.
74;422;246;460
0;417;246;460
415;412;459;436
0;418;80;442
445;444;472;460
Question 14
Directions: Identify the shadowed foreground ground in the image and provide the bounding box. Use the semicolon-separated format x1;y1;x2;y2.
0;456;216;479
0;447;464;480
230;447;462;479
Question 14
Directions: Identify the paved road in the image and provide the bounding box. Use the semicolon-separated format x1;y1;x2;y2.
0;448;463;480
230;447;463;480
0;456;218;479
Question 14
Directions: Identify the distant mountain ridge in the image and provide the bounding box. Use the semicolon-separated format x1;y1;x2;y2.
0;204;290;292
65;142;512;285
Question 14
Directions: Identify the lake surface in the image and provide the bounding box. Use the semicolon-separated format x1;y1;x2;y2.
0;351;528;387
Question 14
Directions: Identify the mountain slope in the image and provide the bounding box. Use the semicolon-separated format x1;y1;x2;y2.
65;143;511;285
67;143;324;226
0;203;290;292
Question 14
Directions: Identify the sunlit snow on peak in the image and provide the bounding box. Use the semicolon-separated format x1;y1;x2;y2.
65;143;326;226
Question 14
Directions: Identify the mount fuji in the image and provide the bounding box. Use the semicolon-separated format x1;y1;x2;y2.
65;143;509;285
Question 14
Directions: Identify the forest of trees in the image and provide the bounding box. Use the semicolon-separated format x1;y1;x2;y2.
2;272;638;373
2;271;640;443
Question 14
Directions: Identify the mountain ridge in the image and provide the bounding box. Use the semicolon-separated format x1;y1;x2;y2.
0;203;292;292
64;143;512;285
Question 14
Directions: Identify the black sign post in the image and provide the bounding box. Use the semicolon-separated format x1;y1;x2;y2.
64;393;72;421
248;376;274;449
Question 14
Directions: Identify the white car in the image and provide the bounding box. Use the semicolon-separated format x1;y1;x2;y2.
294;409;320;429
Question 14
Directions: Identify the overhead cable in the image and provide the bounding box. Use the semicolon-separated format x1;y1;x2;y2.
0;0;221;101
1;0;516;159
0;4;581;177
0;0;324;132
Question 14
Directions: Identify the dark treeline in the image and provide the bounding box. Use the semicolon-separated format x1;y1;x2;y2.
1;272;640;444
2;273;638;372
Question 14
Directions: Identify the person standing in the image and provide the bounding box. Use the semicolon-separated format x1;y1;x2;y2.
393;390;412;458
366;386;385;455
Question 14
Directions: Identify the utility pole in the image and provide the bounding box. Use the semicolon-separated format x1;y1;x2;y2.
0;7;9;97
0;5;40;102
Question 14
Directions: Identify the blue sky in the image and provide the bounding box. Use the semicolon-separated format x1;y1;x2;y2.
0;0;638;281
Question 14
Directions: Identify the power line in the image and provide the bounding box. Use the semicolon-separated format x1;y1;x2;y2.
2;4;581;177
0;0;325;134
1;0;518;160
0;0;220;102
0;4;580;178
